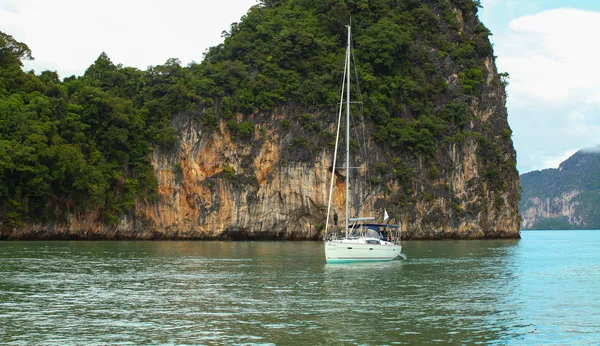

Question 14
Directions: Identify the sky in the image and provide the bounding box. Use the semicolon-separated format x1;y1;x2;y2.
1;0;599;174
0;0;257;76
479;0;600;172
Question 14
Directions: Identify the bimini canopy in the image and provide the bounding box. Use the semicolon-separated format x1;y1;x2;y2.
350;223;399;238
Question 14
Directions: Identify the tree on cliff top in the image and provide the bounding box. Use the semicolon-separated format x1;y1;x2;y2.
193;0;492;156
0;31;33;68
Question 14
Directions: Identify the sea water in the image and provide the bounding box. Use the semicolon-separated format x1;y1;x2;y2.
1;230;599;345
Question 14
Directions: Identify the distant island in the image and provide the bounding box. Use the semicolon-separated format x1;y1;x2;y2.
520;145;600;230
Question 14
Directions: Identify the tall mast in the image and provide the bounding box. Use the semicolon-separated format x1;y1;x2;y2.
345;24;351;239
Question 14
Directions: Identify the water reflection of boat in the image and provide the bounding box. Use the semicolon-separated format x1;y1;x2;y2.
323;25;405;263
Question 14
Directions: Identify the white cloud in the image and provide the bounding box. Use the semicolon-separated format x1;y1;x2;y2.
541;149;578;169
0;0;257;77
491;7;600;173
496;8;600;105
0;0;18;13
581;144;600;153
585;93;600;105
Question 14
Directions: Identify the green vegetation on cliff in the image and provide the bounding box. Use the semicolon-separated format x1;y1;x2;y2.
201;0;490;152
0;35;180;226
0;0;518;234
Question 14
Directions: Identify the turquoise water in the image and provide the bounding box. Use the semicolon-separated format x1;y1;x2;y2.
0;231;599;345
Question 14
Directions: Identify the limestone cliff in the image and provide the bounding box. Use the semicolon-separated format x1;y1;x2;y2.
520;191;582;229
520;147;600;230
0;0;520;240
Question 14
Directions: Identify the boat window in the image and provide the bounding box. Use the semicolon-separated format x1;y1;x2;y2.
365;229;380;238
349;226;382;238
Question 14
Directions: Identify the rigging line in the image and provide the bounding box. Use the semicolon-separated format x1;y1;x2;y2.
350;39;365;119
347;99;370;214
349;109;373;216
324;48;348;237
350;31;375;209
348;106;361;217
352;32;373;207
352;44;373;196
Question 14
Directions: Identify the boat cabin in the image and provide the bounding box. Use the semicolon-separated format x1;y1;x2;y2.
349;223;399;241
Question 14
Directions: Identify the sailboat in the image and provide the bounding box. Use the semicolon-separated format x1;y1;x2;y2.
324;25;404;263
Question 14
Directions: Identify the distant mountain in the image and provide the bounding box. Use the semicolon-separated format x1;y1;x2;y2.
520;146;600;229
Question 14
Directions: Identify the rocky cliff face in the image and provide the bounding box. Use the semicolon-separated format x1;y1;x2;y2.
147;94;519;241
520;191;582;229
0;0;521;240
520;147;600;230
155;2;517;241
5;87;519;241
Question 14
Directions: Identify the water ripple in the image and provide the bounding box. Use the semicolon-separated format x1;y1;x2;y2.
0;233;599;344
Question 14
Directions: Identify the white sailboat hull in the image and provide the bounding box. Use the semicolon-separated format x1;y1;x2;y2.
325;239;402;263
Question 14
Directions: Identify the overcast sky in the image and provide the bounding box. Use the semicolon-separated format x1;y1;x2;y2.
0;0;257;76
1;0;599;174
